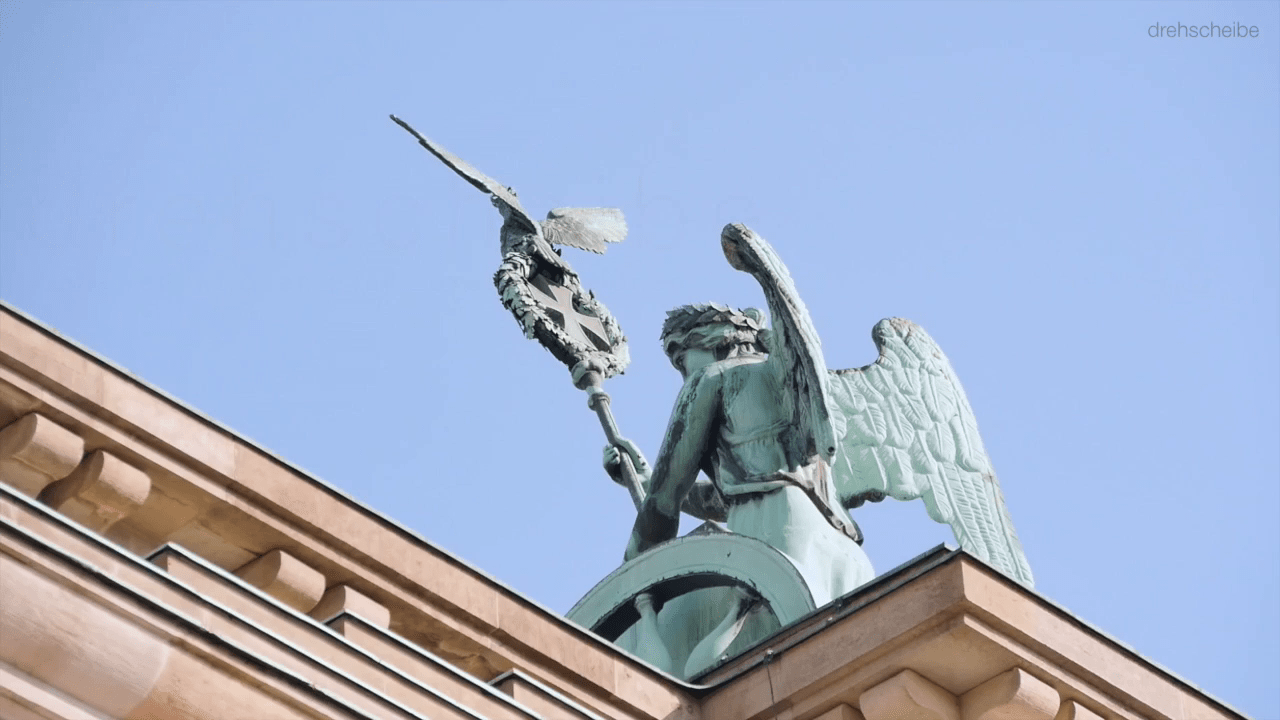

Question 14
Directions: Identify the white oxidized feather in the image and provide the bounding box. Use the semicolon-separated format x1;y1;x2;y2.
541;207;628;254
829;318;1034;587
391;116;628;257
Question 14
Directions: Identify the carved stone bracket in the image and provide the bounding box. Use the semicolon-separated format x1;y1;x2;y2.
1055;700;1105;720
860;669;959;720
39;449;152;533
961;668;1060;720
814;704;865;720
235;549;327;614
861;667;1067;720
0;412;84;496
309;584;391;628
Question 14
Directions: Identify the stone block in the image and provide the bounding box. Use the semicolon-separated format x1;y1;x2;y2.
309;584;391;628
961;668;1059;720
0;412;83;496
1055;700;1105;720
235;549;326;613
40;449;151;533
860;669;959;720
0;553;171;718
815;703;865;720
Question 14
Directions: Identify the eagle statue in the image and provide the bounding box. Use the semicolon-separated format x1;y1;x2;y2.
390;115;627;261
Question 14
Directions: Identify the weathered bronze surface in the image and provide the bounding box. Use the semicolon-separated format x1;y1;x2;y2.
394;121;1032;680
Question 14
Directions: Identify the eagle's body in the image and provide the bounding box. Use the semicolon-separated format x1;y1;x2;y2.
392;115;627;260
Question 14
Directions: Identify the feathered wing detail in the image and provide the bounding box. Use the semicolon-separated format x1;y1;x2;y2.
829;319;1034;587
390;115;538;232
542;208;628;254
720;224;837;467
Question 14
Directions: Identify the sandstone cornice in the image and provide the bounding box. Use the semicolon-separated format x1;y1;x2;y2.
1;495;402;720
0;302;1248;720
0;302;697;720
695;551;1245;720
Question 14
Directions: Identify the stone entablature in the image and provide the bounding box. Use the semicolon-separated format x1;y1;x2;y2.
696;546;1240;720
0;304;692;720
0;303;1246;720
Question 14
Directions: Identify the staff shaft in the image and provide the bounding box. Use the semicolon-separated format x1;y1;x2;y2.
581;380;645;512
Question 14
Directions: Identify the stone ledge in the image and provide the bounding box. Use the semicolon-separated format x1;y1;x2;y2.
0;305;696;720
148;543;533;720
698;555;1245;720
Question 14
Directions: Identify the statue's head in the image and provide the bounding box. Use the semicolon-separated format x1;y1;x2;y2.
661;303;769;375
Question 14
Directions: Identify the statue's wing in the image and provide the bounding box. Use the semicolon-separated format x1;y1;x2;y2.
720;224;838;467
390;115;538;232
828;318;1034;587
541;208;628;254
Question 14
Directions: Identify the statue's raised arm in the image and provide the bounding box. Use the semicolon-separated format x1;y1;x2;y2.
720;224;1034;588
719;224;839;468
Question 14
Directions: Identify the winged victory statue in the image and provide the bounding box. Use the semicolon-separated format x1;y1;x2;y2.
573;223;1033;678
390;118;1032;680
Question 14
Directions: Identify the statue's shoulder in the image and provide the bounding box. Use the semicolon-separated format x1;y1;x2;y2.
704;355;768;381
724;354;767;368
676;356;763;392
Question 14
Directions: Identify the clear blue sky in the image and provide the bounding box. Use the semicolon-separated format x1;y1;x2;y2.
2;1;1276;715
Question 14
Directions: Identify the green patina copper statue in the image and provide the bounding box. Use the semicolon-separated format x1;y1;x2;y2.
609;224;1033;595
593;224;1032;675
394;117;1033;679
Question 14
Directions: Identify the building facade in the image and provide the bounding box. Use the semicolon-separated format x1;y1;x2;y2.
0;303;1243;720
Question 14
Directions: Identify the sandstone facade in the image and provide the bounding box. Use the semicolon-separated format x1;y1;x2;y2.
0;303;1243;720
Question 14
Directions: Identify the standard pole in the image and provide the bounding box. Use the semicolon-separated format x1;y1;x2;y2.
576;370;646;511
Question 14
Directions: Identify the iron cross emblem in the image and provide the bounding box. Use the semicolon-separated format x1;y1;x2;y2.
527;272;611;352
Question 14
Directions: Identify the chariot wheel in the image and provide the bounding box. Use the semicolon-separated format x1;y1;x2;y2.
567;529;816;643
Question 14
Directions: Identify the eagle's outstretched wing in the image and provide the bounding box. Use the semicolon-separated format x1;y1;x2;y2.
390;114;538;232
828;318;1034;587
720;224;838;468
542;208;628;254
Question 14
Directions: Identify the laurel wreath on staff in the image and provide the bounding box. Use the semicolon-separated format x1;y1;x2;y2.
392;115;645;511
494;249;629;381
